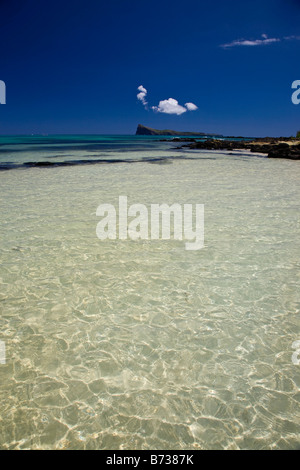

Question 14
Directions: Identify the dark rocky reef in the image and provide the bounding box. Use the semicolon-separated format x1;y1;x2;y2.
267;142;300;160
179;138;300;160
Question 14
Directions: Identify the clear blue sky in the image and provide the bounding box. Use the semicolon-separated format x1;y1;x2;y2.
0;0;299;136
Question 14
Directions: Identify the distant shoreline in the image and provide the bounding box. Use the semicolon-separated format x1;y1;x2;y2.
136;124;300;159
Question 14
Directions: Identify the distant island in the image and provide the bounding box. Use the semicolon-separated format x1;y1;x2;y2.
136;124;223;137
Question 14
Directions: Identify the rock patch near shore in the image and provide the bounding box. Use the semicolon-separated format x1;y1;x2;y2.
178;138;300;160
267;143;300;160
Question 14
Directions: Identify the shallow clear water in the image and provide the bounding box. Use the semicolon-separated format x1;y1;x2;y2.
0;136;299;449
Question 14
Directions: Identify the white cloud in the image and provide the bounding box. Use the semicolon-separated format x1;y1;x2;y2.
221;34;280;48
152;98;187;115
221;33;300;49
137;85;148;108
138;85;147;94
137;86;198;115
137;91;147;103
185;102;198;111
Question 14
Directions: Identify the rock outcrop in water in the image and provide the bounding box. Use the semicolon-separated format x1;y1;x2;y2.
178;138;300;160
267;142;300;160
136;124;222;137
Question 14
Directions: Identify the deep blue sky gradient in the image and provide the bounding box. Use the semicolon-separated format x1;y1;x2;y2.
0;0;299;136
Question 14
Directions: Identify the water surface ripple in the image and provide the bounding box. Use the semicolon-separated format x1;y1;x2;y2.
0;139;299;449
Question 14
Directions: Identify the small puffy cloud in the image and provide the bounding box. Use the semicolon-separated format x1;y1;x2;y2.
138;85;147;94
137;91;147;103
152;98;187;115
185;102;198;111
137;85;148;108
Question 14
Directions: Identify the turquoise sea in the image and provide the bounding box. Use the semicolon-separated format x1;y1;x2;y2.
0;135;299;449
